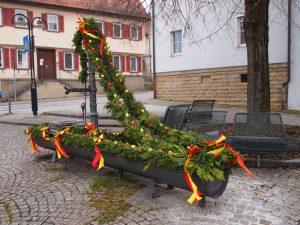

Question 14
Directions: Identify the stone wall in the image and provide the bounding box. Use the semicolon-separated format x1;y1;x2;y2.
155;63;288;109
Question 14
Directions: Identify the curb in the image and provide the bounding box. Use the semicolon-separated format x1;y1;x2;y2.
0;121;38;126
42;112;114;120
245;158;300;168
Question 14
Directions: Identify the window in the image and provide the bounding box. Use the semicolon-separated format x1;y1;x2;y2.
47;14;58;31
130;56;137;72
112;55;121;71
17;49;28;69
171;30;182;55
0;48;3;68
130;25;138;40
240;74;247;83
237;16;246;47
113;23;121;38
0;8;3;26
15;9;27;28
95;21;104;34
64;52;73;70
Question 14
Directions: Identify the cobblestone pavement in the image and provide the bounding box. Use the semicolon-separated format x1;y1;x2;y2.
0;124;300;225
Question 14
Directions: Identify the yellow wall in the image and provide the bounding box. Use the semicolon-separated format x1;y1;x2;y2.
0;2;149;79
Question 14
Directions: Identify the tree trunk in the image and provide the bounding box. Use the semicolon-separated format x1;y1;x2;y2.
244;0;270;112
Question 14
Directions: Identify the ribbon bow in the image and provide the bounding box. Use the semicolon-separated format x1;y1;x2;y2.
26;128;41;153
91;134;105;170
206;134;226;157
85;122;95;136
206;134;253;177
77;17;104;56
184;145;203;204
54;128;70;159
40;127;50;141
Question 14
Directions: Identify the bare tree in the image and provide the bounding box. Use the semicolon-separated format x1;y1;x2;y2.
86;0;298;112
153;0;299;112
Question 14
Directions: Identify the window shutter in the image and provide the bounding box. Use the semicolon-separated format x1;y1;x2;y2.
58;15;64;32
74;53;79;70
137;56;142;73
41;13;47;30
123;25;130;39
59;52;64;70
138;26;143;40
10;49;16;69
105;22;113;37
121;56;126;72
3;8;14;26
3;48;10;68
126;56;130;72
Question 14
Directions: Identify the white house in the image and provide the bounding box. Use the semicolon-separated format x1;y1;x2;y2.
153;1;300;110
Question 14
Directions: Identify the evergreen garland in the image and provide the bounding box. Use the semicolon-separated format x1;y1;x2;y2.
27;18;248;181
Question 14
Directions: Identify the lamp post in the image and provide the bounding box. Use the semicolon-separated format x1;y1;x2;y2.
12;14;47;116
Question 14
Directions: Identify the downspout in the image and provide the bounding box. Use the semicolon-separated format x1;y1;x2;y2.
282;0;291;109
151;0;157;99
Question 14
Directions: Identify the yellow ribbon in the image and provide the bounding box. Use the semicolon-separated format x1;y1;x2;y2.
54;128;70;159
92;134;105;170
40;127;50;141
206;134;226;156
184;145;202;204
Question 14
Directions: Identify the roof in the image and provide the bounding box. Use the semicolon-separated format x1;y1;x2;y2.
12;0;150;19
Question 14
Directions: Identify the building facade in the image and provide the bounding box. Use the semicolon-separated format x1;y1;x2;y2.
0;0;150;100
153;1;300;110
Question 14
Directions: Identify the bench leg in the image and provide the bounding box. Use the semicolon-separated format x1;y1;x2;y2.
198;196;206;208
52;151;57;163
256;154;261;168
145;179;174;199
118;169;124;179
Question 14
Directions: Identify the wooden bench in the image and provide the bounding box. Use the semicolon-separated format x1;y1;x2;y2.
226;112;287;167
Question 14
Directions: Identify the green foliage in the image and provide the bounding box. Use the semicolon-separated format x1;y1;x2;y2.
26;18;247;182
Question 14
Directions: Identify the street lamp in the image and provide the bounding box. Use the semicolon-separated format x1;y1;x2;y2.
11;14;47;116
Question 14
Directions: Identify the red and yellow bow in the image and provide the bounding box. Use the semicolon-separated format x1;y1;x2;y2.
26;128;41;153
77;18;104;56
54;128;70;159
206;134;253;177
184;145;203;204
92;134;105;170
85;122;95;136
40;126;50;141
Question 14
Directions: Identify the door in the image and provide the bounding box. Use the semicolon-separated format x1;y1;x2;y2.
37;49;56;80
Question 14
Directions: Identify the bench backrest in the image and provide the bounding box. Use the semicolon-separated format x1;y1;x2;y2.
191;99;215;112
233;113;284;137
187;110;227;134
163;104;190;128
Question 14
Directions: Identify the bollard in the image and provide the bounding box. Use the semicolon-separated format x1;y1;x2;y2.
7;90;11;114
81;102;86;124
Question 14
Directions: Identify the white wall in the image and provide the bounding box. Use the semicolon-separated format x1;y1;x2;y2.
288;5;300;110
154;1;288;73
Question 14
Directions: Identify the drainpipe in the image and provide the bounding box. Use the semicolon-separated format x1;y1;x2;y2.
151;0;157;99
282;0;292;109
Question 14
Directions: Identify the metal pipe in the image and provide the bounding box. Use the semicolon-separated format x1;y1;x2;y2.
151;0;157;99
88;57;98;127
282;0;292;109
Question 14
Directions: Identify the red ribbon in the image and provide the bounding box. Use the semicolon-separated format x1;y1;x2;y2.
91;145;104;170
54;132;69;159
28;134;41;153
184;145;203;204
225;143;253;177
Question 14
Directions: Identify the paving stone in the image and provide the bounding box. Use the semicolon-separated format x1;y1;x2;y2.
0;125;300;225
